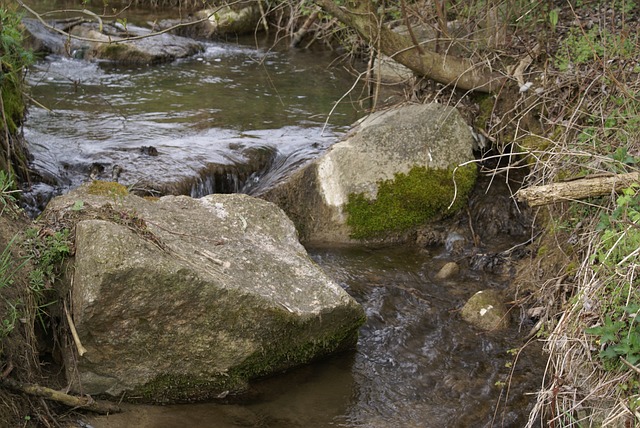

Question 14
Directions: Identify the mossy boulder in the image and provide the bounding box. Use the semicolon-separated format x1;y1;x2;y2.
262;103;477;244
158;3;262;39
43;185;364;403
345;164;476;239
193;4;262;38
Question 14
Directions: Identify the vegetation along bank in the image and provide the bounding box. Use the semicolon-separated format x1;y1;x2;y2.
1;0;640;426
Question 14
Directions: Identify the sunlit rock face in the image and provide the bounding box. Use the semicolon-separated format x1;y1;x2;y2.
262;103;476;245
45;185;364;403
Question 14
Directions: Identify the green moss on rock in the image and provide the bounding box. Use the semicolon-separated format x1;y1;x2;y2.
345;164;477;239
87;180;128;197
97;43;152;64
127;305;365;404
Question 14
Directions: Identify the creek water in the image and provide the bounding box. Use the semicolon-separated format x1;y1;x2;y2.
21;3;543;427
81;246;542;428
23;24;363;212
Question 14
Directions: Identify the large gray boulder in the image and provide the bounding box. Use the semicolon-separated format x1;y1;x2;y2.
43;183;364;403
262;103;477;245
22;19;203;64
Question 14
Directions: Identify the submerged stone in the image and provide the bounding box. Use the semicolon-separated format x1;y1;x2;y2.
460;289;509;331
44;185;364;403
435;262;460;280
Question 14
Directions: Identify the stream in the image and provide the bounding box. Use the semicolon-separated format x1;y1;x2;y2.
23;28;362;214
80;246;542;428
21;2;543;427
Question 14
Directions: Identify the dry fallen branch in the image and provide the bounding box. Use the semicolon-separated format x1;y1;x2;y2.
0;378;121;415
315;0;507;93
516;172;640;206
290;8;321;48
64;301;87;357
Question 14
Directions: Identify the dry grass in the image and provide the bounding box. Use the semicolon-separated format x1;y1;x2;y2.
502;4;640;427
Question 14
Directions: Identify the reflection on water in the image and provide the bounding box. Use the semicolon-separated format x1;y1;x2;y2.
24;40;363;206
84;246;542;428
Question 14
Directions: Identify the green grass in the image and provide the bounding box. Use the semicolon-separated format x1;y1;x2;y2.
0;234;25;340
585;185;640;371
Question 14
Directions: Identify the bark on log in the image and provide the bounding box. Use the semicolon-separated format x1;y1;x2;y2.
291;9;320;48
315;0;507;93
516;173;640;207
1;378;122;415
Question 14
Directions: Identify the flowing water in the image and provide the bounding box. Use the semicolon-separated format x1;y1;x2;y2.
21;3;543;427
24;29;363;213
81;246;542;428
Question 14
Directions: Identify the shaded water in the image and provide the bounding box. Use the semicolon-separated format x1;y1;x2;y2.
83;246;541;428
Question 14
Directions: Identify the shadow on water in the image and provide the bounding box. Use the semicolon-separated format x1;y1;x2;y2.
83;246;543;428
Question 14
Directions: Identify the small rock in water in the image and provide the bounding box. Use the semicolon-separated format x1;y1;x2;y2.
139;146;159;156
460;289;509;331
89;162;105;180
445;232;466;255
435;261;459;280
112;165;123;182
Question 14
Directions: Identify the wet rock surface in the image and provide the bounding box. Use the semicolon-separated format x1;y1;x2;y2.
22;19;203;64
460;289;509;331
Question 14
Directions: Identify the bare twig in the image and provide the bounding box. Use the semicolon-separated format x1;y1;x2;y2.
64;302;87;357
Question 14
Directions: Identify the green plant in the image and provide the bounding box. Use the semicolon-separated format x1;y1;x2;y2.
585;185;640;370
24;228;71;290
0;299;19;339
22;228;72;329
72;200;85;212
0;235;28;339
555;27;638;72
0;170;19;215
596;185;640;265
586;305;640;369
0;6;34;134
548;7;559;32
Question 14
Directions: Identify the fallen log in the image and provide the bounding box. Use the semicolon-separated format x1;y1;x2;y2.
516;172;640;207
291;8;320;48
315;0;507;93
0;378;121;415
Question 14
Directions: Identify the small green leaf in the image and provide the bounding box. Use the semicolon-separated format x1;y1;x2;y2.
72;200;84;211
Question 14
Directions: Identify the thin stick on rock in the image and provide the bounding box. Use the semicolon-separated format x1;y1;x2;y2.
65;302;87;357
